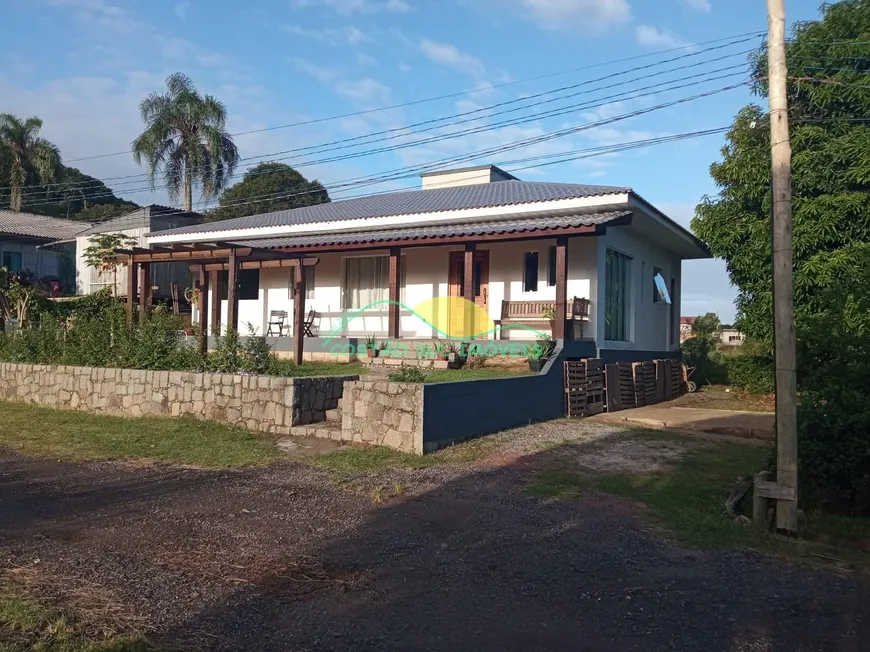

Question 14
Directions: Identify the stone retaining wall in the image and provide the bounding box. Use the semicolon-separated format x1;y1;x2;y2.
0;363;356;436
341;381;424;454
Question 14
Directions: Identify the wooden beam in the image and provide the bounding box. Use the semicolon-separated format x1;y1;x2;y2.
265;222;612;255
755;480;796;501
388;247;400;339
554;235;569;340
191;257;319;272
197;268;209;357
293;262;305;366
226;250;239;333
115;247;254;264
138;263;151;320
209;270;221;336
463;243;476;338
126;261;138;330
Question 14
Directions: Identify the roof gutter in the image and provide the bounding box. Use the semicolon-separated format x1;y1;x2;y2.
148;193;631;245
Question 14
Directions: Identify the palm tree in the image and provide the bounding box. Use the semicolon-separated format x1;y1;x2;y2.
132;72;240;211
0;114;62;212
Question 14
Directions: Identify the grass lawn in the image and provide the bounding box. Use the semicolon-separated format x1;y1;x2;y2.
527;437;870;570
0;588;150;652
273;360;365;377
423;366;530;383
670;385;774;412
0;403;281;468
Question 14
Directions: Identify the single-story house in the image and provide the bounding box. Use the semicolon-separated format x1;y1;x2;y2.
0;210;89;292
140;164;710;362
74;204;203;298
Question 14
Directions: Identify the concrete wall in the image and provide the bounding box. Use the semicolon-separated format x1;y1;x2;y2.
0;362;356;435
421;340;595;452
597;225;682;353
341;380;424;454
200;239;598;342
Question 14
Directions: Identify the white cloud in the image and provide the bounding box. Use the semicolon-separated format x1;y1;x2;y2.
173;1;192;20
419;39;486;78
635;25;691;49
291;58;391;106
355;53;378;67
283;24;369;46
291;0;409;14
46;0;141;32
512;0;631;31
683;0;712;12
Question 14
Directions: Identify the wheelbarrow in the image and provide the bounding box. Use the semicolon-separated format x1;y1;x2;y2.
682;363;698;393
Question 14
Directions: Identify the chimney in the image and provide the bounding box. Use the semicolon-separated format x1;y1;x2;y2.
420;164;518;190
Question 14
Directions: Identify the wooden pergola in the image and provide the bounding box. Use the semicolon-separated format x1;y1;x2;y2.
114;242;317;365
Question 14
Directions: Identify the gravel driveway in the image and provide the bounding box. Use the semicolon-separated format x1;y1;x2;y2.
1;426;868;651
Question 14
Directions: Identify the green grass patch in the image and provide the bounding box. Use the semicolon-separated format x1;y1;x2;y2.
272;360;366;377
423;367;530;383
308;434;499;475
0;403;281;468
526;437;870;569
0;589;150;652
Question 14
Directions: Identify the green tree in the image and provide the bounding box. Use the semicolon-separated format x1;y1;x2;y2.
20;166;138;220
690;312;721;342
207;162;330;222
83;233;138;296
0;114;61;212
692;0;870;355
131;72;239;212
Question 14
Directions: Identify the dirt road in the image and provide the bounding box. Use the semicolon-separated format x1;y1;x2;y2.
1;434;868;651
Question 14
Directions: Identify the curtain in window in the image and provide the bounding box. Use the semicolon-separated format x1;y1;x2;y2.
605;248;630;341
342;256;390;309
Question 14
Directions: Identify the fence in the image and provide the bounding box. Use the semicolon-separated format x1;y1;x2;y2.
566;357;685;417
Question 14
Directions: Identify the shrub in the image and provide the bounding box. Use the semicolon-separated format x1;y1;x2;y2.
388;367;426;383
720;351;774;394
680;337;727;386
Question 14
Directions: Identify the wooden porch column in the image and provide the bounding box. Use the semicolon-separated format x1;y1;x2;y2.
208;270;221;335
226;250;239;333
388;247;401;339
463;243;476;338
292;262;306;366
554;235;569;340
197;267;209;357
138;263;151;321
126;260;138;329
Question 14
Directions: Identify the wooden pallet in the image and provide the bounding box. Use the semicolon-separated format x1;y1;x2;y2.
632;361;657;406
565;359;605;417
605;362;636;412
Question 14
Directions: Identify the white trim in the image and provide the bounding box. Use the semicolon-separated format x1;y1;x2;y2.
148;194;630;245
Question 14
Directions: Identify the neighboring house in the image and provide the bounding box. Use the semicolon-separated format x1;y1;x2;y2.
718;327;745;346
679;316;696;342
75;205;202;298
0;210;90;293
148;165;711;360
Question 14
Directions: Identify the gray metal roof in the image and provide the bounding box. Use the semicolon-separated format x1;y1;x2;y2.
232;210;631;250
155;180;629;238
78;205;203;236
0;210;92;241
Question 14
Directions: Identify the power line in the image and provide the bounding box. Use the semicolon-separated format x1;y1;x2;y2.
62;30;765;164
14;65;751;202
14;38;760;196
18;77;749;211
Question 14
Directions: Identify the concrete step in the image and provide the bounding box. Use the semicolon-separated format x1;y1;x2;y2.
290;422;346;441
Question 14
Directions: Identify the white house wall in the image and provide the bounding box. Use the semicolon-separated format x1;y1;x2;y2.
597;225;681;352
200;238;599;341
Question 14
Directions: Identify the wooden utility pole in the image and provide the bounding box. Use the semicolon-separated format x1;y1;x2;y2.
767;0;799;533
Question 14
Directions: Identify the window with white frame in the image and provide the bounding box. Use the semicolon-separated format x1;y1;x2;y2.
605;248;632;341
304;265;315;301
341;255;404;309
523;251;539;292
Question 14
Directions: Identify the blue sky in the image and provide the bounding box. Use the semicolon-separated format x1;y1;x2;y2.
1;0;829;321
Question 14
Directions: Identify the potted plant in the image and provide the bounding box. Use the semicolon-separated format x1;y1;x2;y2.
526;339;551;372
444;340;462;368
542;305;556;335
365;334;381;358
432;337;449;361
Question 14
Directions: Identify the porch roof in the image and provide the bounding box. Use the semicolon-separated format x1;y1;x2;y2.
226;210;632;252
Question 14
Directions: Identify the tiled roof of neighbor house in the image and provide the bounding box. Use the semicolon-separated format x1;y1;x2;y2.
234;210;632;250
0;210;92;241
155;180;630;238
78;204;203;236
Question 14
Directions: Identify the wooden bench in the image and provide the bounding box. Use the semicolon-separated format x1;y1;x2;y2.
498;298;590;339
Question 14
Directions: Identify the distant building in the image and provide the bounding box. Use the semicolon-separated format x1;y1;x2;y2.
679;315;745;346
